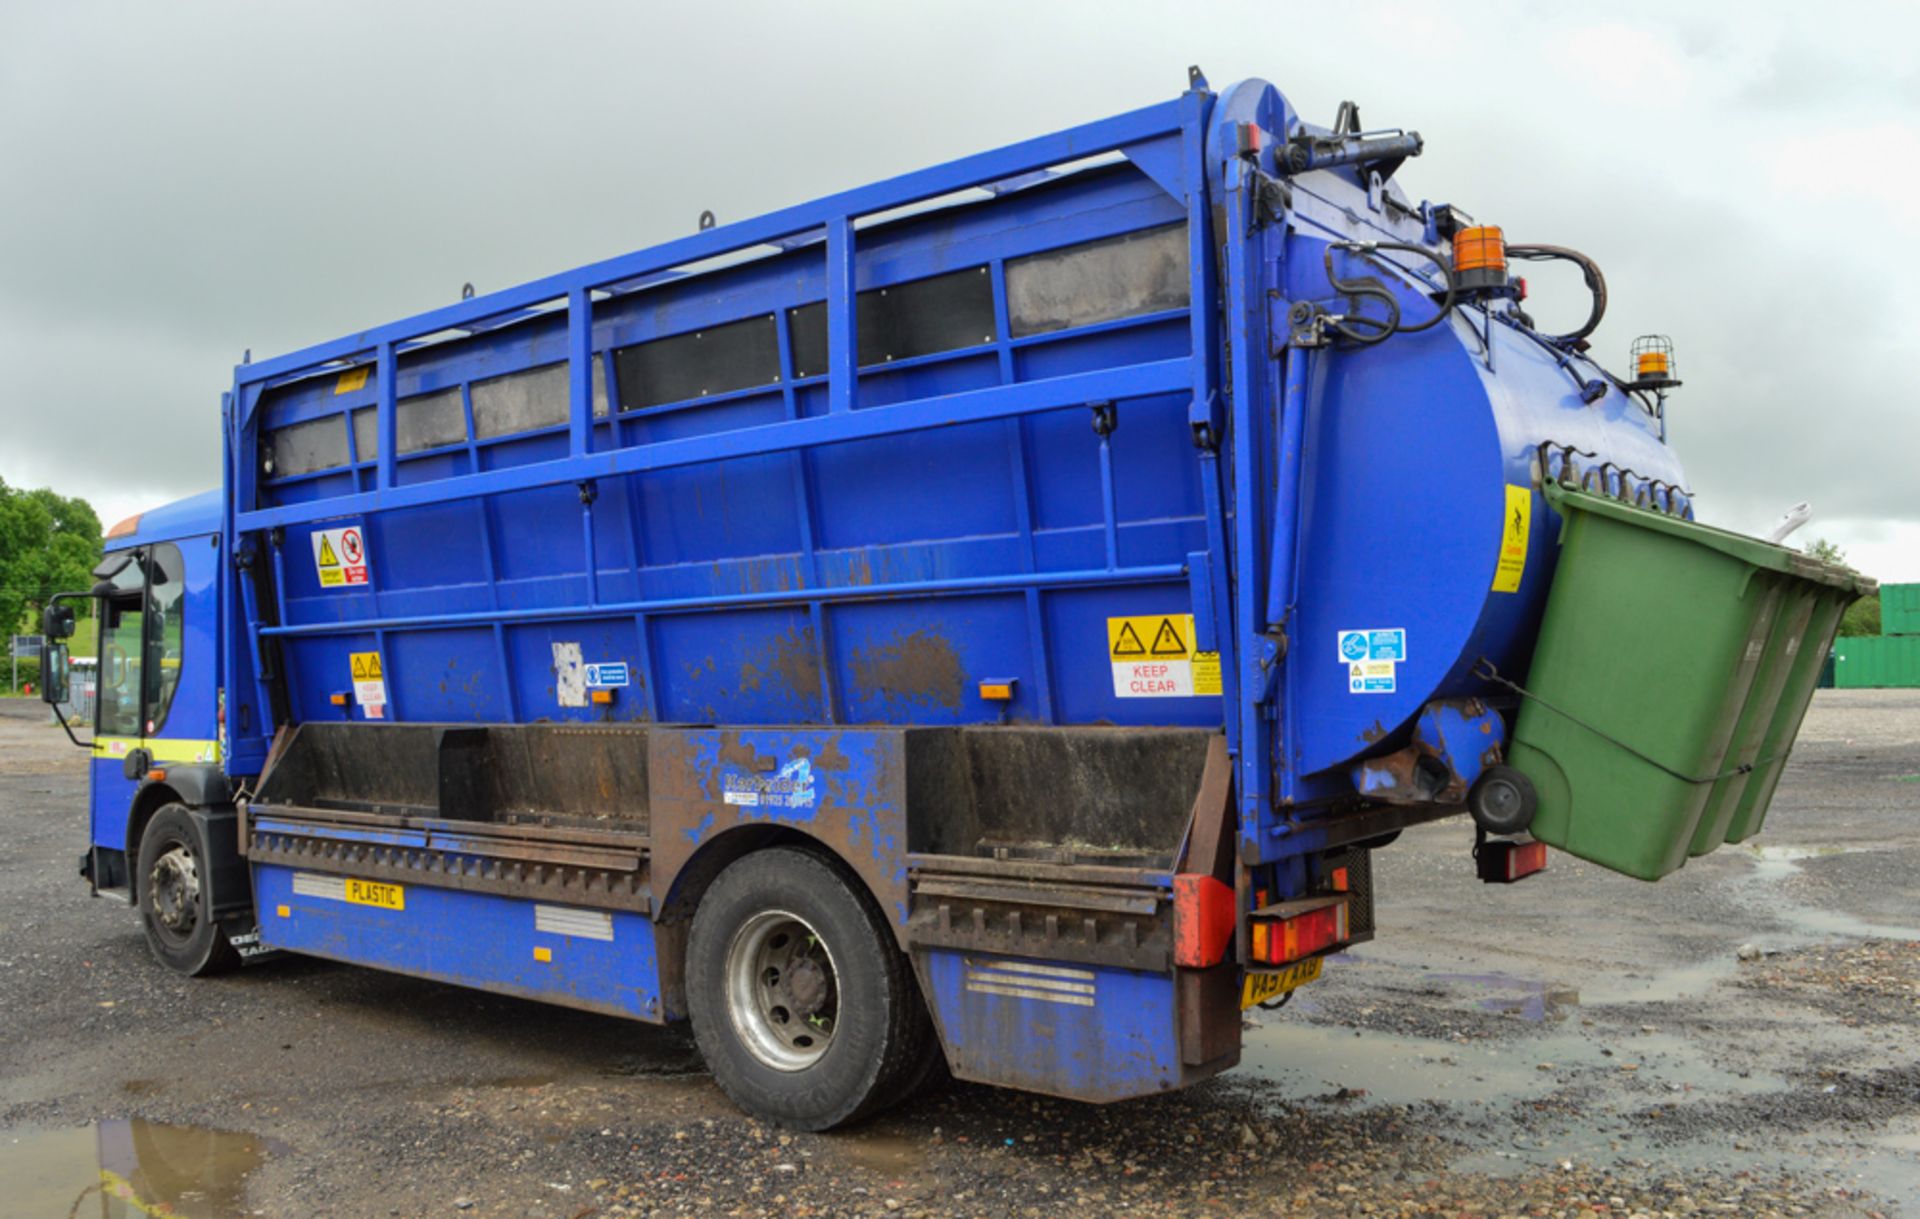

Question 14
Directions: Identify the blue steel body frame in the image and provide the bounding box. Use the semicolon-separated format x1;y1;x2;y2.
219;84;1256;781
212;72;1686;891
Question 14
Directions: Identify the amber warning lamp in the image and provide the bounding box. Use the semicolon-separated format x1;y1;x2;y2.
1451;224;1508;293
1630;334;1681;392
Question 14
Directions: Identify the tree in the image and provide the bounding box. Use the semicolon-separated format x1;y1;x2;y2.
1802;537;1846;566
1802;537;1881;637
0;477;103;636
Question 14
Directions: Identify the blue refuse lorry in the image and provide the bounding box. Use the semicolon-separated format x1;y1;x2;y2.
43;71;1725;1128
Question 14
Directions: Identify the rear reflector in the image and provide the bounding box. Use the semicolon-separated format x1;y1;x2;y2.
1172;873;1235;968
1477;837;1548;884
1249;895;1349;966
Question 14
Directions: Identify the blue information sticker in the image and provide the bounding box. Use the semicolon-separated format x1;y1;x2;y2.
584;662;631;689
1335;628;1406;664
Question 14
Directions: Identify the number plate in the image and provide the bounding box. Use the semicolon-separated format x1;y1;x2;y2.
1240;956;1323;1009
344;878;405;910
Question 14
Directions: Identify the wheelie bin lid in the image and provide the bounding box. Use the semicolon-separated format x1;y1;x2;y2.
1542;482;1878;597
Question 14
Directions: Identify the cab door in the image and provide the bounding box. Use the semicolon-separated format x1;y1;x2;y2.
89;548;149;893
88;539;217;898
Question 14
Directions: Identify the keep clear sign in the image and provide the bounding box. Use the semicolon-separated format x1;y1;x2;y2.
1107;613;1222;699
312;526;371;588
349;650;387;719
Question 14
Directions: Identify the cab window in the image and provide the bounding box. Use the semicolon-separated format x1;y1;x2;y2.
146;543;187;733
93;542;188;739
97;554;145;739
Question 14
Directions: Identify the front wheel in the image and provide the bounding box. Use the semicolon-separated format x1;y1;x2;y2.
137;804;239;977
687;847;930;1130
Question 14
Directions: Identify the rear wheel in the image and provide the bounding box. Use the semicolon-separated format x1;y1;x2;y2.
137;804;239;977
687;847;929;1129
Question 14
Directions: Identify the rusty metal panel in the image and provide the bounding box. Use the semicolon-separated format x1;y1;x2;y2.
1349;698;1503;806
253;722;653;830
1175;733;1233;880
647;726;912;940
1006;223;1190;338
1175;962;1241;1067
247;827;652;913
911;876;1158;917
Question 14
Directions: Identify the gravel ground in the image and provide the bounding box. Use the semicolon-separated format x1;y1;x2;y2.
0;691;1915;1217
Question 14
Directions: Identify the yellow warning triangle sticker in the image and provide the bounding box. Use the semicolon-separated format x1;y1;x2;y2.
318;535;339;566
1112;622;1147;657
1150;618;1187;656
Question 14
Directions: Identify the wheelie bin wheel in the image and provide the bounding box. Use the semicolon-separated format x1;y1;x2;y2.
1468;765;1538;837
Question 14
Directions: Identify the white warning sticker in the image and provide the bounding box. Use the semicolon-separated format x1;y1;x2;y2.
312;526;371;588
1347;660;1397;694
1107;614;1222;698
552;642;586;708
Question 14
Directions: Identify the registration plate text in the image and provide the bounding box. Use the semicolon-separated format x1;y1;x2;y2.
1240;956;1323;1009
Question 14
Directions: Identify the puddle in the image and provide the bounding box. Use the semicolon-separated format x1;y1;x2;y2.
1240;1022;1782;1110
1424;970;1580;1022
839;1129;930;1182
0;1119;268;1218
1240;1023;1551;1105
1738;845;1920;942
1856;1119;1920;1208
1581;956;1738;1006
1745;843;1864;883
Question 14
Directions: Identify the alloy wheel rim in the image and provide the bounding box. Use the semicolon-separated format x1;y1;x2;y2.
148;845;200;943
724;909;839;1072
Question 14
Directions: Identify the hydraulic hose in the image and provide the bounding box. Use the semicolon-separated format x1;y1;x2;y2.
1321;246;1398;345
1367;240;1457;333
1323;240;1457;344
1505;244;1607;344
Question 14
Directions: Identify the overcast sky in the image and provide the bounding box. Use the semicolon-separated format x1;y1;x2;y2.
3;1;1915;577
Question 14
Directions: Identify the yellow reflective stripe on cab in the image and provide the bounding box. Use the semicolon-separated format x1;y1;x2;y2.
92;737;222;765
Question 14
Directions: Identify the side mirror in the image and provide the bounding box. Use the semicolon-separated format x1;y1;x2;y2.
43;602;76;641
40;642;70;707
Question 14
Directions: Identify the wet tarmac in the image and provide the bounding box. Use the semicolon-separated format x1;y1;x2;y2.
0;691;1915;1216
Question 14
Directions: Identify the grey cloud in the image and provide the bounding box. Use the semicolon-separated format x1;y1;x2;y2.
2;0;1915;561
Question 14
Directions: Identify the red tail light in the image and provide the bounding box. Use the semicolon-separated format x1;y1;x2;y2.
1251;896;1349;965
1477;838;1549;884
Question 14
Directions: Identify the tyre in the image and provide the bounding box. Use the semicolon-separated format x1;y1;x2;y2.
687;847;930;1130
1468;764;1538;837
897;1021;952;1101
136;804;240;977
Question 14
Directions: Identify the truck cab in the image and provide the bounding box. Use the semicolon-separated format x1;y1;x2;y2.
62;492;245;969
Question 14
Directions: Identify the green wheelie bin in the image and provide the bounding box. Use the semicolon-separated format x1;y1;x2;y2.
1496;482;1873;881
